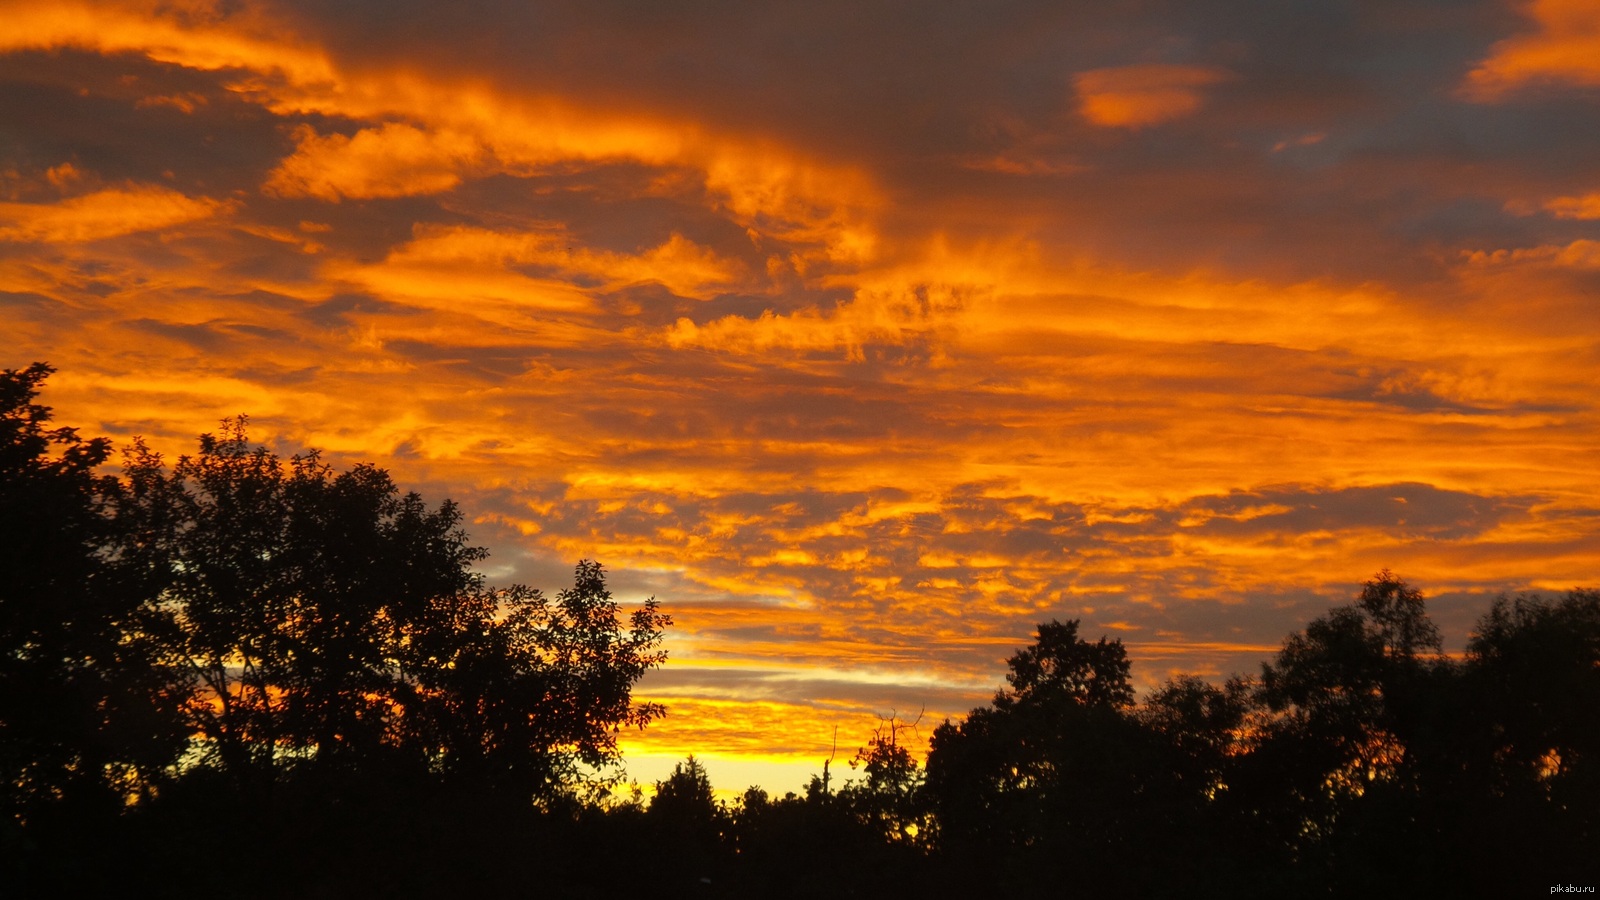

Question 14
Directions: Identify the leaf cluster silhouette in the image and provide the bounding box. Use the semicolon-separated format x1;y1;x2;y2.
2;364;670;896
4;363;1597;897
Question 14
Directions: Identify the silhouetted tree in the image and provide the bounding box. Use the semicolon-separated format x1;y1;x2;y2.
114;420;670;803
999;619;1135;710
436;560;672;801
0;365;190;895
1454;589;1600;882
13;367;1600;895
1139;674;1254;795
840;712;928;845
650;755;720;830
726;781;856;896
1468;589;1600;785
1247;571;1460;892
645;756;736;895
1131;674;1280;896
923;620;1163;891
0;364;187;826
721;751;936;898
2;373;675;896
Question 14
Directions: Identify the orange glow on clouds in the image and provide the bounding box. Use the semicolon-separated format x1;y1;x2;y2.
0;185;223;243
1466;0;1600;96
1544;193;1600;220
4;0;1599;795
1074;65;1230;128
265;123;482;200
0;0;333;82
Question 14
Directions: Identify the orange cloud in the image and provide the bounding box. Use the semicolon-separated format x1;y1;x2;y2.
264;122;482;200
620;696;941;764
0;185;222;242
702;148;881;262
664;234;1452;378
3;0;882;269
665;284;965;358
1462;239;1600;269
241;58;878;261
1465;0;1600;97
336;224;743;319
1543;193;1600;219
0;0;333;85
1074;64;1230;129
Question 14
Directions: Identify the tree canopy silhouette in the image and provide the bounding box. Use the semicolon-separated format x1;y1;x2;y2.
922;620;1170;891
7;362;1599;896
117;416;670;803
2;364;670;833
1;363;187;826
916;575;1598;895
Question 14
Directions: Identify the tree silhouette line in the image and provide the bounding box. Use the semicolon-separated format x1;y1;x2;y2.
3;362;1596;897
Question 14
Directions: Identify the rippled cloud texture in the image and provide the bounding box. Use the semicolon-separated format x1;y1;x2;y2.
5;0;1599;788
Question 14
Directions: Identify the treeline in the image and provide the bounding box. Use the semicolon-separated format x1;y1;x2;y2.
635;578;1599;898
3;362;1597;897
1;364;670;896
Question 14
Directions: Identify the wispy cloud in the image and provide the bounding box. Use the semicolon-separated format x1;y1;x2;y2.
0;185;223;243
1465;0;1600;98
1074;65;1231;129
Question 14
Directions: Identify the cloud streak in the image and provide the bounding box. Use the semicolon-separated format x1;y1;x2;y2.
1074;65;1231;129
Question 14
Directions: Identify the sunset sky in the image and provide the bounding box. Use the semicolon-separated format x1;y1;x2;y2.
5;0;1599;794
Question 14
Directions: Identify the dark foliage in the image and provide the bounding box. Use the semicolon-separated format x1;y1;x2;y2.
3;363;1597;897
914;573;1600;897
107;420;670;805
924;620;1182;893
1;365;670;896
0;364;188;835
